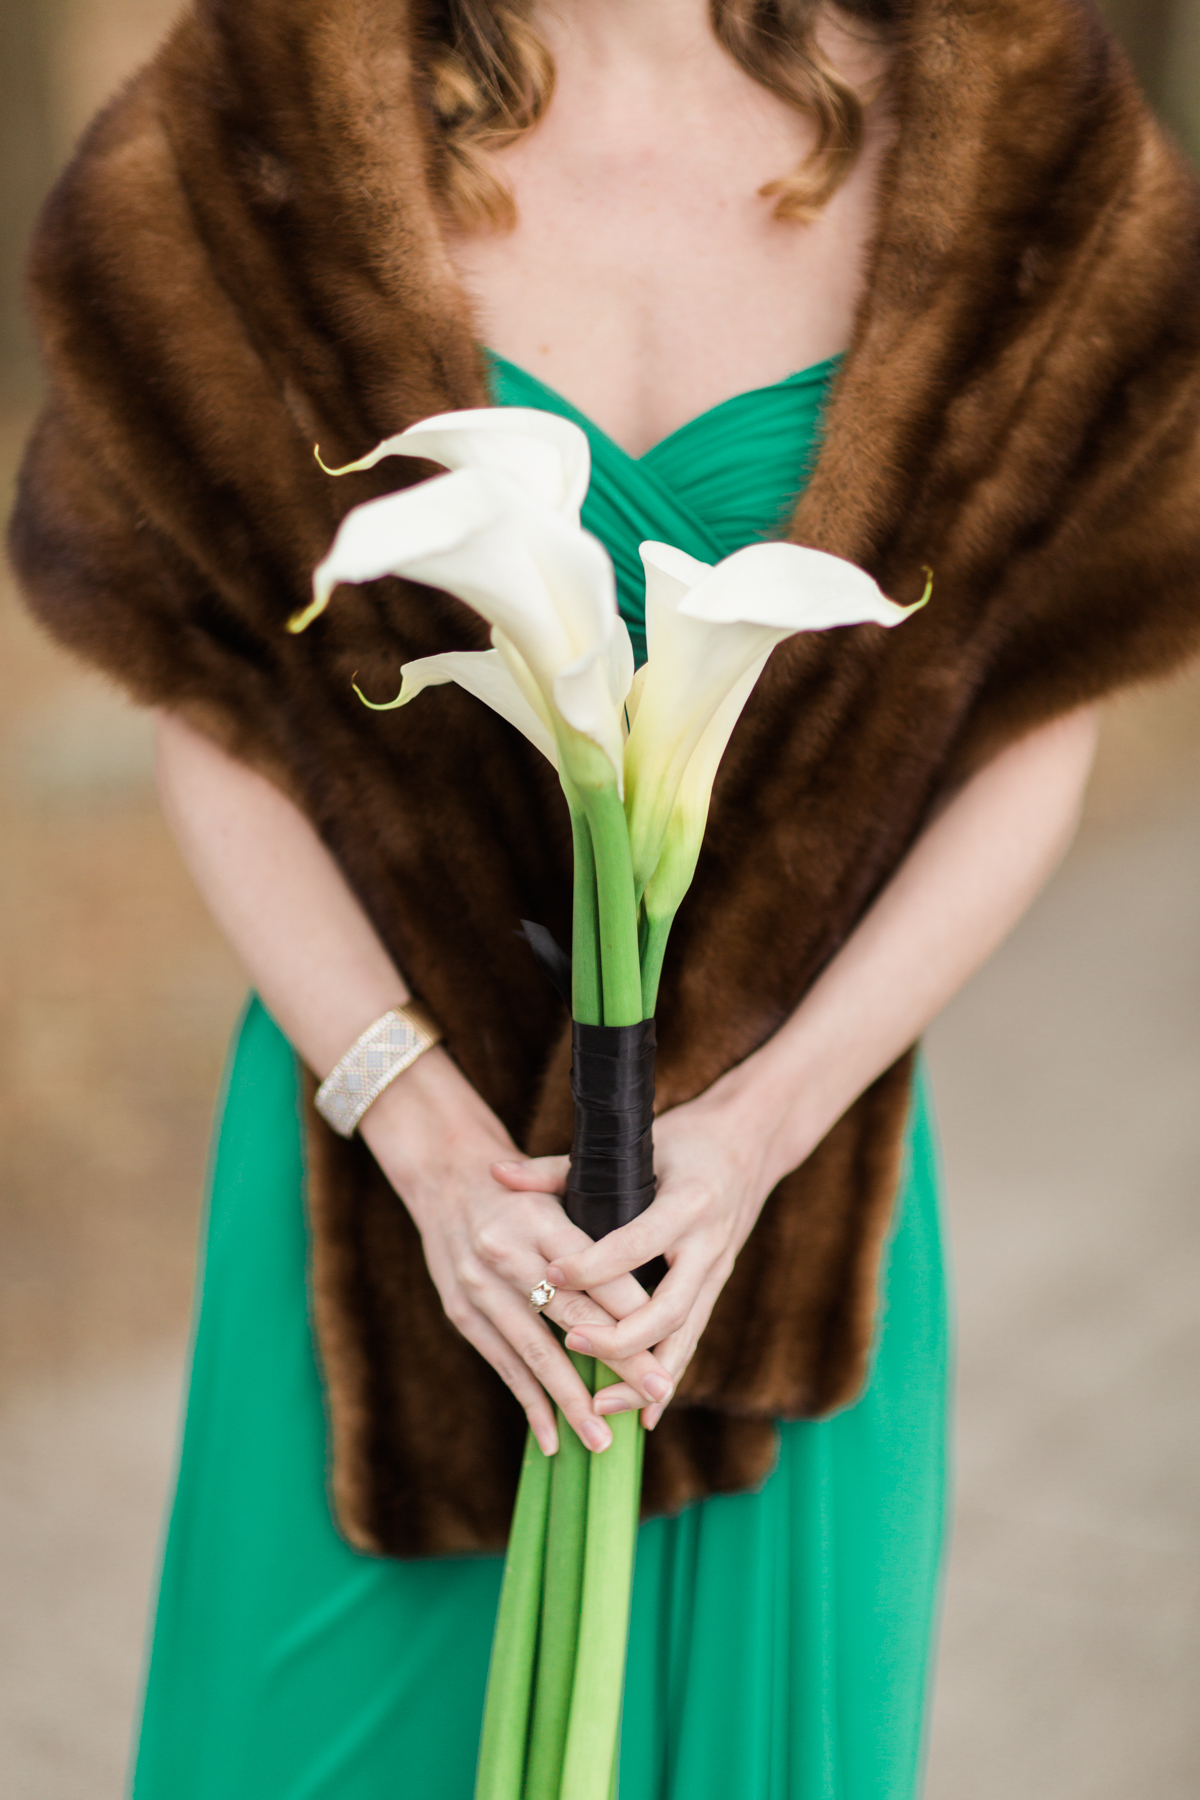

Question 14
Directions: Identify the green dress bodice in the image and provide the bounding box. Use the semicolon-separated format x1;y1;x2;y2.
485;351;842;664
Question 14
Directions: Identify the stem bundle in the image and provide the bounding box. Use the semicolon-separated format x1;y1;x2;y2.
475;1432;553;1799
559;1370;640;1800
524;1357;591;1799
476;756;671;1800
476;1359;641;1800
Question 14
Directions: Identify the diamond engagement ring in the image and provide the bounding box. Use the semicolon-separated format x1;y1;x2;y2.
529;1280;556;1311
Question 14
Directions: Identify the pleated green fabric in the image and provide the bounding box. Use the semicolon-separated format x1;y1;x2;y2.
485;351;842;665
131;361;951;1800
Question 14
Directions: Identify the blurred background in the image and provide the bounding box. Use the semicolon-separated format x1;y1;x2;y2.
2;3;1199;1795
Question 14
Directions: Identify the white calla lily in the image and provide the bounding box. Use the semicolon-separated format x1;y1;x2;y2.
358;646;559;767
625;538;928;907
315;406;591;520
296;402;925;1026
290;460;633;789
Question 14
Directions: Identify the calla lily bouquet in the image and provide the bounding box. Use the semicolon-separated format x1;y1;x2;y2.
291;408;925;1799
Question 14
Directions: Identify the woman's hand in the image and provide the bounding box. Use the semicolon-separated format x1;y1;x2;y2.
493;1076;789;1428
360;1047;676;1457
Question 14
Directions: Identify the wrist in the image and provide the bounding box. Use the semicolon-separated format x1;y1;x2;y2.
358;1047;511;1208
699;1033;832;1194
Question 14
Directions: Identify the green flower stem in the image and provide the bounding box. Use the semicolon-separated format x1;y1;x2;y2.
559;1368;642;1800
474;1431;552;1800
598;1413;644;1800
566;791;603;1028
632;1403;645;1513
636;906;675;1020
524;1353;594;1800
578;783;643;1027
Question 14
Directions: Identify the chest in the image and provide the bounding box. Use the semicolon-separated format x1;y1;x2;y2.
449;61;891;456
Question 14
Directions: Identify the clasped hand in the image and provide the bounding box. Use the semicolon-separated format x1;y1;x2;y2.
496;1087;775;1428
364;1050;780;1455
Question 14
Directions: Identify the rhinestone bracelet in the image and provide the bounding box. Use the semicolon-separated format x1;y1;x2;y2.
314;1002;443;1137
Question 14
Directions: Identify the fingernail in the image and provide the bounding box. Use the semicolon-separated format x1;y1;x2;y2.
492;1159;522;1171
564;1332;592;1355
644;1404;664;1431
545;1265;565;1287
583;1419;611;1452
594;1392;631;1415
644;1374;671;1402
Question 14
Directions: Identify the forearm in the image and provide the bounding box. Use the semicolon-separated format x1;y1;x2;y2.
154;712;510;1167
711;705;1101;1188
155;710;415;1077
154;709;673;1437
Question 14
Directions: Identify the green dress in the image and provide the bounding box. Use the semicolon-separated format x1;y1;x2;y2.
132;357;950;1800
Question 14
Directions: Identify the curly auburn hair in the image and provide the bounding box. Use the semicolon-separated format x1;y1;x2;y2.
425;0;896;231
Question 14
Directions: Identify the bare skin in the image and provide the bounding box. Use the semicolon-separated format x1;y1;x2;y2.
155;0;1102;1452
450;0;893;454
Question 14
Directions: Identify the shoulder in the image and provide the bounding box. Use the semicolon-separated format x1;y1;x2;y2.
26;0;465;402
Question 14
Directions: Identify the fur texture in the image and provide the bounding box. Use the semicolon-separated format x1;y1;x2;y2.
10;0;1200;1554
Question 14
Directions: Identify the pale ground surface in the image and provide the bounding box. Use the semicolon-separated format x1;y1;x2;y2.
924;788;1200;1800
3;372;1200;1796
4;3;1200;1787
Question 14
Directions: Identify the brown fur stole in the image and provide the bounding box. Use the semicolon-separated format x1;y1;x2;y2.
10;0;1200;1555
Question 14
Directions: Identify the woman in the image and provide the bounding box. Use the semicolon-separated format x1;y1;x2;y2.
11;1;1200;1795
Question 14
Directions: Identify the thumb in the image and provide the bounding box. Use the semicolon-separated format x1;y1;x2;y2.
491;1153;570;1195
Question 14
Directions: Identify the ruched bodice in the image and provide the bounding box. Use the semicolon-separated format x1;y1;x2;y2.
486;352;842;663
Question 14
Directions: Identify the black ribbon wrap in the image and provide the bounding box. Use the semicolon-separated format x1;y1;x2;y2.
565;1019;666;1291
520;923;665;1286
565;1019;657;1237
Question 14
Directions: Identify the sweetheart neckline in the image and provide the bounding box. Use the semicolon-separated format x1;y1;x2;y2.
482;349;843;465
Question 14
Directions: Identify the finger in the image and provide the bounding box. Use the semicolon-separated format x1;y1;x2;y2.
532;1226;653;1325
491;1154;570;1195
593;1380;645;1415
585;1270;653;1321
639;1268;730;1417
564;1250;708;1362
468;1201;669;1405
542;1288;673;1405
546;1210;676;1292
472;1198;593;1290
595;1277;726;1423
474;1207;659;1392
490;1294;613;1453
490;1203;653;1330
650;1287;721;1389
541;1254;652;1327
635;1295;712;1430
457;1307;560;1455
485;1211;647;1326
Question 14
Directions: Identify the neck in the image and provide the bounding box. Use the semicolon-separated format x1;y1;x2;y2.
532;0;716;70
530;1;890;111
